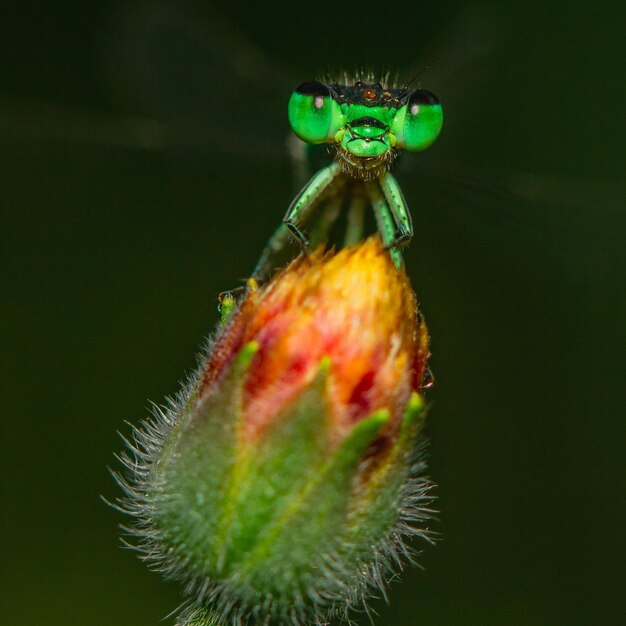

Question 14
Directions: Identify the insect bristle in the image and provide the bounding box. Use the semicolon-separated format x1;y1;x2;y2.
321;68;398;89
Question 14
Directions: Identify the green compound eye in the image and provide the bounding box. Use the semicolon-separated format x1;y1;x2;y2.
288;82;344;144
391;89;443;152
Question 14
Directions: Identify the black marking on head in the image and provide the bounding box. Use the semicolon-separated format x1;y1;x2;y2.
295;81;332;97
329;82;408;108
348;117;388;130
408;90;440;106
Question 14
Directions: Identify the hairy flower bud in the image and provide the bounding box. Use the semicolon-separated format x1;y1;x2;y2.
116;238;434;626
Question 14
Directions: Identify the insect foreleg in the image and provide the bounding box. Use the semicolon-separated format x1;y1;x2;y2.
379;172;414;247
365;179;404;269
283;162;342;248
309;190;344;246
343;186;366;247
252;163;342;282
251;223;294;282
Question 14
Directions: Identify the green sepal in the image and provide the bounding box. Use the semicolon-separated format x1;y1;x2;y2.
238;406;391;599
399;391;427;445
151;348;423;619
345;392;426;560
153;341;260;577
219;357;333;567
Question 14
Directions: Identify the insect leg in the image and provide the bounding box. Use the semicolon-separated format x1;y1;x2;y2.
251;223;292;283
252;163;342;281
283;162;342;247
364;179;404;269
309;186;345;246
379;172;414;247
343;185;366;247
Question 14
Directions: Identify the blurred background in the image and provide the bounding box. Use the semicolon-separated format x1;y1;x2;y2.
1;1;623;625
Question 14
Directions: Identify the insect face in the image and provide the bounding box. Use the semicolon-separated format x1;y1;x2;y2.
288;80;443;179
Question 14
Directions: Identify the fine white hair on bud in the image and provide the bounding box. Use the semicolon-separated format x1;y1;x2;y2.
111;239;437;626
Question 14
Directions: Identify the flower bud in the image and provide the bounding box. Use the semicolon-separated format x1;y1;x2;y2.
116;238;434;626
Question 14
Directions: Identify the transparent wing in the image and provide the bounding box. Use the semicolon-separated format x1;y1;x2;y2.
391;4;623;284
2;1;617;285
398;157;624;284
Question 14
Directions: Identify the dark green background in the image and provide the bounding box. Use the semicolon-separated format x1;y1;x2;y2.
1;1;623;625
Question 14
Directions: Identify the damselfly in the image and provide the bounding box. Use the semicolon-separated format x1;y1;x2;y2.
249;75;442;279
42;2;619;291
